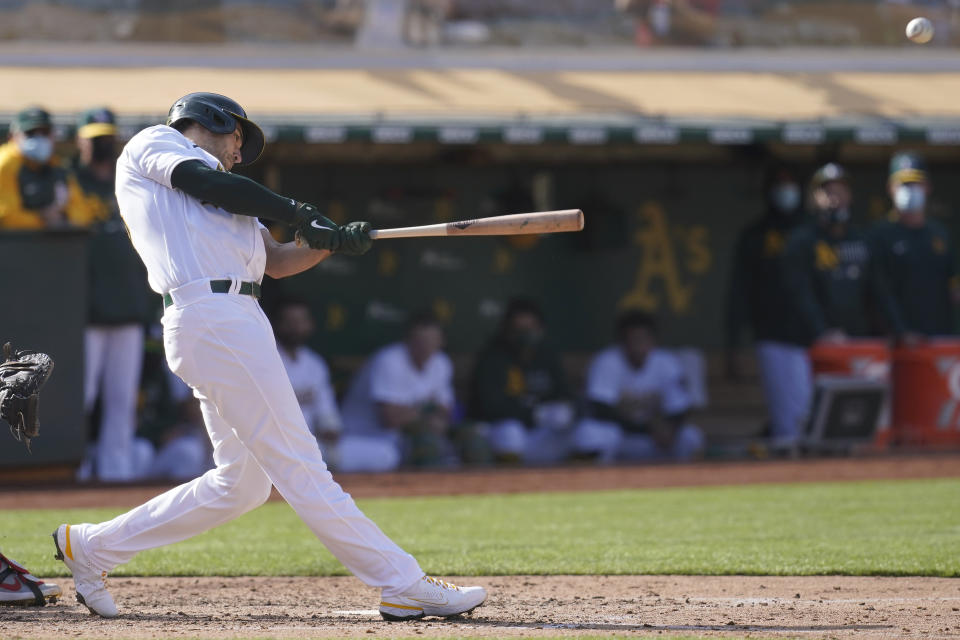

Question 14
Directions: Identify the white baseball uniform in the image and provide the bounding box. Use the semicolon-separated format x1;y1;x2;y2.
71;125;423;596
573;346;705;462
339;342;454;472
83;324;144;481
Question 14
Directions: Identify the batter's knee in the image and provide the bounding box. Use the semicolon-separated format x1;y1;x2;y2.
208;456;273;511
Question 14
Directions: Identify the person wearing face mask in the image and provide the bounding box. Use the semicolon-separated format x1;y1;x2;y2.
67;108;154;483
725;164;811;448
786;163;897;344
0;106;72;229
778;162;899;448
870;152;957;339
469;298;574;465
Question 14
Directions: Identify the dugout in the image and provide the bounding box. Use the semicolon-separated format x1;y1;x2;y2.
2;63;960;468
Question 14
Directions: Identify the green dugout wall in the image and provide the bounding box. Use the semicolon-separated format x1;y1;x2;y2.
0;232;87;467
2;149;958;467
250;152;960;359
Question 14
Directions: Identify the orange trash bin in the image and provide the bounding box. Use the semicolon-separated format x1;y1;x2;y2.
892;340;960;448
809;340;891;379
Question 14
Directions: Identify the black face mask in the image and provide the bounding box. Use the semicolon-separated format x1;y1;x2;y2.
817;206;850;227
91;136;116;163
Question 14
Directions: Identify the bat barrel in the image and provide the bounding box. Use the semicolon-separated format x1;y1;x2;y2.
370;209;584;240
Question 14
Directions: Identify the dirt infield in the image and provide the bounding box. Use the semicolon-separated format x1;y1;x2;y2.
5;575;959;639
2;453;959;510
4;455;959;639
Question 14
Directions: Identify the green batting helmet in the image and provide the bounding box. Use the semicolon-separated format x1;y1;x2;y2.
167;92;264;166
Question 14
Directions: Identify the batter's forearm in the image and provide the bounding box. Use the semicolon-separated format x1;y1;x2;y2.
261;229;331;278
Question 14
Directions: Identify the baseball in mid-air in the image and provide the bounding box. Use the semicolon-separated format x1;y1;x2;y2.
906;17;934;44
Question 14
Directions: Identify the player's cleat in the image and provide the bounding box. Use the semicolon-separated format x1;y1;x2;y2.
0;552;61;606
52;524;118;618
379;575;487;621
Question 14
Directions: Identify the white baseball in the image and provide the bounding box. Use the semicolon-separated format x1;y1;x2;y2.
906;17;934;44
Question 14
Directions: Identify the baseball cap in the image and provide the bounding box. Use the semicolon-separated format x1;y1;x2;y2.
889;151;928;186
77;107;117;139
13;106;52;133
809;162;848;190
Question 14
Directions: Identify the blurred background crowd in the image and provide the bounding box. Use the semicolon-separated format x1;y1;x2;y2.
2;0;960;47
1;0;960;483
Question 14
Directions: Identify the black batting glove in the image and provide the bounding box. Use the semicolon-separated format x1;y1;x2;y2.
293;202;341;252
338;221;373;256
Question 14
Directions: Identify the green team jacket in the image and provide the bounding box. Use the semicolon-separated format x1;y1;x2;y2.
71;161;153;325
869;218;958;336
726;212;809;347
469;340;571;427
783;222;900;342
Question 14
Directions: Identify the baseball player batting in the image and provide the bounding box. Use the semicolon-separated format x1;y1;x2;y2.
51;92;486;621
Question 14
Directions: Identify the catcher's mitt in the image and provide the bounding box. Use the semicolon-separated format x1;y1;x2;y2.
0;342;54;452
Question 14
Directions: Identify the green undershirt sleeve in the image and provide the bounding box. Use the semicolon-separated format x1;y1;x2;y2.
170;159;298;225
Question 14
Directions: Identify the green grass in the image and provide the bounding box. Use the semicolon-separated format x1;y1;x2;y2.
1;478;957;578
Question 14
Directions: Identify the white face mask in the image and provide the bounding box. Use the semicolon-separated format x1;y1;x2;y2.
894;183;926;213
18;136;53;164
770;183;800;214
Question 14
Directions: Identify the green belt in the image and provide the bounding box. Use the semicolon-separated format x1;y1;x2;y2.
162;280;261;309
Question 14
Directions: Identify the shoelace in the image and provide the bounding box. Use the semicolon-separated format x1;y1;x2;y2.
424;575;460;591
83;571;108;589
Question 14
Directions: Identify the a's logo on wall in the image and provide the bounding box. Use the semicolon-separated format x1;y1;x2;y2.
618;202;712;314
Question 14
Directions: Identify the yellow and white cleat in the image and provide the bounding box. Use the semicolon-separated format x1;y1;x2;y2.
52;524;118;618
379;575;486;621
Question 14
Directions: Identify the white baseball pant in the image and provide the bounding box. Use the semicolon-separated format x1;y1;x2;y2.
76;288;423;596
84;324;145;482
572;419;705;462
755;340;813;447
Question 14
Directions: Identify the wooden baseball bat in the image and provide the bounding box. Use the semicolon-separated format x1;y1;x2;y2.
368;209;583;240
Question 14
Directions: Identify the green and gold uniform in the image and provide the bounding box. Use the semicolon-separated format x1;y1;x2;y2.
784;223;896;341
0;106;81;229
469;338;570;427
0;142;71;230
726;212;808;348
69;157;152;325
870;218;957;336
